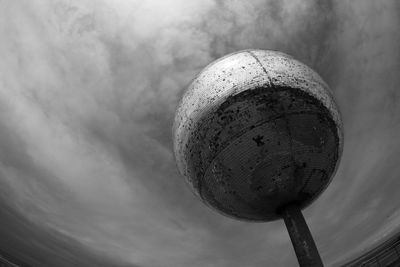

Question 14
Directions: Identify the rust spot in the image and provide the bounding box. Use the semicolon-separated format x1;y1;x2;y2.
252;135;265;146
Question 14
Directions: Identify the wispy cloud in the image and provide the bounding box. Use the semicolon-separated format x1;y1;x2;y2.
0;0;399;266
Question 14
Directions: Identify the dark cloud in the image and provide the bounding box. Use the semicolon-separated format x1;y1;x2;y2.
0;0;399;266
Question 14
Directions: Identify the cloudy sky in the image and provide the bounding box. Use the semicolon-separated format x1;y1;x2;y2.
0;0;399;266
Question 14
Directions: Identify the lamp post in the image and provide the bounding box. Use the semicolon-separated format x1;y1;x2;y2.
173;50;343;266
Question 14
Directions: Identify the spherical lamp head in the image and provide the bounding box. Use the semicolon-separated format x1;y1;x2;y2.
173;50;343;221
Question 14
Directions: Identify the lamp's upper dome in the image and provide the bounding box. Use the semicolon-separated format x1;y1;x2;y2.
173;50;343;221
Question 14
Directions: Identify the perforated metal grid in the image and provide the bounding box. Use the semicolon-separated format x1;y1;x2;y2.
173;50;343;221
190;87;340;220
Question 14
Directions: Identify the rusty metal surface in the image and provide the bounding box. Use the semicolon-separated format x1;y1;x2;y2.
173;50;343;221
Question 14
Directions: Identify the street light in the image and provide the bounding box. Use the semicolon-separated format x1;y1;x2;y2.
173;50;343;266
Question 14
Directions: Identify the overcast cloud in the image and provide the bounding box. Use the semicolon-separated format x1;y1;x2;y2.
0;0;399;266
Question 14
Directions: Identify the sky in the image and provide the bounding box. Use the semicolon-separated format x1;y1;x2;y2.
0;0;399;266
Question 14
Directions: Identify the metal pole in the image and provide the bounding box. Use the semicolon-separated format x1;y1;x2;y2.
281;203;324;267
